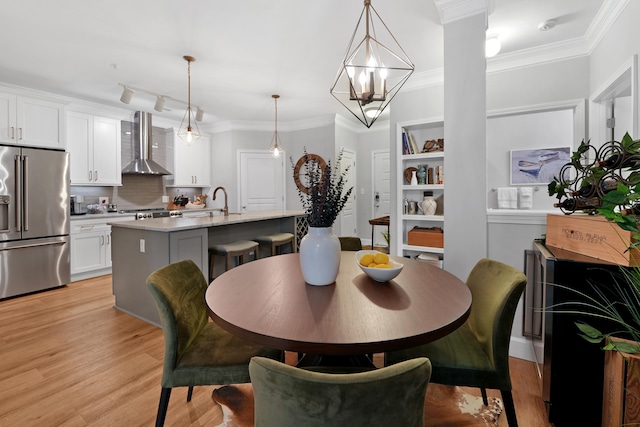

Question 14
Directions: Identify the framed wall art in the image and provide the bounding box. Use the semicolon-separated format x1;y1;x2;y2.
510;147;571;185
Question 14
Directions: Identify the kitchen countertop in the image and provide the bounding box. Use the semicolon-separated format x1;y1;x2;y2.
108;210;305;232
70;207;222;221
71;212;134;220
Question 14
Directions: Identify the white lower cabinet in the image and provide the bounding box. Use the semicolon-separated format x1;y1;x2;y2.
70;216;133;280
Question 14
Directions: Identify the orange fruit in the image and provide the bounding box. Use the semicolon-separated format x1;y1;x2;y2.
373;252;389;264
359;254;374;266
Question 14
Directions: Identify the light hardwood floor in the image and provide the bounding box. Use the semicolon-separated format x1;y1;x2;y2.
0;275;553;426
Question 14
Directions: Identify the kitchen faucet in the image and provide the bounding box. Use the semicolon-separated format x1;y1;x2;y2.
213;186;229;216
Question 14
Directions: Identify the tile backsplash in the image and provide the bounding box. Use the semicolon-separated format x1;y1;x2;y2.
70;119;202;211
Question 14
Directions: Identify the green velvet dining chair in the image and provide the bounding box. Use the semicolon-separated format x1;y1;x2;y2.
338;236;363;251
146;259;283;427
249;356;431;427
385;258;527;427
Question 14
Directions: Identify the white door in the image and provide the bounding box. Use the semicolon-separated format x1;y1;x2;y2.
239;151;285;211
372;150;391;247
339;148;357;236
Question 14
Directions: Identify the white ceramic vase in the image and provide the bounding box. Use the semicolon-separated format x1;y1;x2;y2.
299;226;341;286
421;195;437;215
410;170;418;186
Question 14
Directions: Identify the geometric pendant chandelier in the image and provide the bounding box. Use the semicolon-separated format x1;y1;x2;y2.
330;0;414;128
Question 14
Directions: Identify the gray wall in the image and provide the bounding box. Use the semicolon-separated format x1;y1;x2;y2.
486;109;574;210
285;123;337;213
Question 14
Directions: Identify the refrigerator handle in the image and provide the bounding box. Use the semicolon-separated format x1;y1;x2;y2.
23;155;28;231
14;154;22;232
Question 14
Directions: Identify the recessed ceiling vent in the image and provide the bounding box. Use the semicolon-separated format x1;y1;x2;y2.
122;111;171;175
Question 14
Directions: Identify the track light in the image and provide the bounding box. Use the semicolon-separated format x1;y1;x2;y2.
117;82;204;123
120;87;133;104
154;96;166;112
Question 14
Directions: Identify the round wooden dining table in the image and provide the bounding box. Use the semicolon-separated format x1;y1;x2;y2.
206;252;471;363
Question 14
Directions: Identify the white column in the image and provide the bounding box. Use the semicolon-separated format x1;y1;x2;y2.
437;0;488;280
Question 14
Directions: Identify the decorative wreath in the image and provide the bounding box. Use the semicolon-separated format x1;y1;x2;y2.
293;153;327;194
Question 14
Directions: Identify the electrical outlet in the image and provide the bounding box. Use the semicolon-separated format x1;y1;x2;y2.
139;239;145;253
360;188;365;195
162;195;170;203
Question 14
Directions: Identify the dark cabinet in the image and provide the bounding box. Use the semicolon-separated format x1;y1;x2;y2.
528;240;625;426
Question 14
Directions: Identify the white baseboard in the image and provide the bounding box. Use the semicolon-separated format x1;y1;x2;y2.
509;336;543;363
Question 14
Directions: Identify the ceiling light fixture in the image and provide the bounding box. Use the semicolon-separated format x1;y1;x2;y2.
330;0;414;128
120;86;133;104
538;19;557;32
117;83;205;121
485;34;501;58
154;96;166;112
177;55;200;145
269;94;284;158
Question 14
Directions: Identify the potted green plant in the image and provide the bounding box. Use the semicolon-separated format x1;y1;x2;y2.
547;132;640;425
546;132;640;349
291;149;353;286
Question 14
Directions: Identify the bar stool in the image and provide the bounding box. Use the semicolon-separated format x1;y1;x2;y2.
254;233;295;257
208;240;259;281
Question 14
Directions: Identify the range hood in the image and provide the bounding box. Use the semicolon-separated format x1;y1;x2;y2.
122;111;171;175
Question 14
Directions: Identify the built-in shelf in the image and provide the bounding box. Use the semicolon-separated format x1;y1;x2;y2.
402;214;444;222
402;244;445;254
395;118;445;261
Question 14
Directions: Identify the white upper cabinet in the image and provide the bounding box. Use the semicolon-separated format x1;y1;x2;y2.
168;129;211;187
67;111;121;186
0;92;65;149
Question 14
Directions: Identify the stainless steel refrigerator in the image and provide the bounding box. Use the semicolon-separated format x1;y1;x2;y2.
0;145;70;299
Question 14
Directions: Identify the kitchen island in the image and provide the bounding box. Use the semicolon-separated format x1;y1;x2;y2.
109;210;306;325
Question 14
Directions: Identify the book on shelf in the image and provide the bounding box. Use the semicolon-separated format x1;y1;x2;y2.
408;132;419;155
402;129;410;155
435;165;444;184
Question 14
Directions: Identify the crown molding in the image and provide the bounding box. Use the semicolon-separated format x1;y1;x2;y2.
585;0;629;54
433;0;490;25
209;114;340;134
404;68;445;91
486;37;589;74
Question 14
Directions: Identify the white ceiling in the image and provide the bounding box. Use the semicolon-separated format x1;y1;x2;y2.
0;0;609;128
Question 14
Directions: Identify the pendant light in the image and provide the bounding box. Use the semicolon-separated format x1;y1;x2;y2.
330;0;414;128
269;94;284;158
177;55;201;145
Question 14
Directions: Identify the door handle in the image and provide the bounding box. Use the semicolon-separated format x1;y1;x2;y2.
14;154;22;232
23;155;29;231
